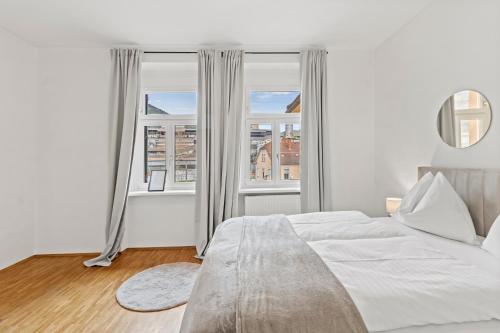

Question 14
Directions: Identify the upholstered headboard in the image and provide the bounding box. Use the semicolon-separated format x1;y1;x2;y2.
418;167;500;237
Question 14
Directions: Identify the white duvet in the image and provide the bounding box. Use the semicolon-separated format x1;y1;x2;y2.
288;211;500;332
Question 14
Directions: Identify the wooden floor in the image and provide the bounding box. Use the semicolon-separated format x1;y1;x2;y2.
0;248;201;333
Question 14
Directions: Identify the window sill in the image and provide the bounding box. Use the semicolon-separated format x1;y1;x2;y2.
128;189;195;197
239;187;300;195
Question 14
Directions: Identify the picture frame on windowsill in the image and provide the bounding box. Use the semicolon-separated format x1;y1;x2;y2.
148;170;167;192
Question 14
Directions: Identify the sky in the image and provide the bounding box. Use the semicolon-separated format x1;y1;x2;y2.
147;92;197;115
147;91;300;115
250;91;299;114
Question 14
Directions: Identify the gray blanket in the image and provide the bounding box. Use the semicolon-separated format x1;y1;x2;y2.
180;215;368;333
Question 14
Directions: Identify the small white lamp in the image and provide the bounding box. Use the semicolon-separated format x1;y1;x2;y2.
386;197;402;217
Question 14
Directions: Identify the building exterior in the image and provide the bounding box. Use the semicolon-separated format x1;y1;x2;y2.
144;106;197;183
285;95;300;113
254;94;301;181
145;126;167;182
146;102;169;115
255;138;300;181
255;142;273;180
175;125;197;182
279;138;300;180
249;125;272;180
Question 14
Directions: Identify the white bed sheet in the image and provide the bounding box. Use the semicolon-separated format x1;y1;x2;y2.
288;211;500;333
382;319;500;333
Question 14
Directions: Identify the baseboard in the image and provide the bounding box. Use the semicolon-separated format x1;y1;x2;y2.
0;255;34;272
124;246;196;251
0;247;197;271
31;246;195;257
33;252;100;257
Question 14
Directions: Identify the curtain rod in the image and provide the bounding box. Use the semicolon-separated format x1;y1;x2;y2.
144;51;197;54
144;51;303;55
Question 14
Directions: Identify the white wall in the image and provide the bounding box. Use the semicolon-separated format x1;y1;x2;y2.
328;49;376;216
124;51;377;248
0;28;38;269
34;50;201;252
124;194;196;248
0;44;375;260
6;0;498;259
36;48;110;253
31;49;377;253
124;55;199;248
374;0;500;215
245;194;301;215
243;51;377;216
0;44;382;259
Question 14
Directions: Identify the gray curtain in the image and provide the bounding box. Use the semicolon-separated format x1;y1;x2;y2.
300;49;332;213
195;49;244;257
84;49;142;267
438;97;456;147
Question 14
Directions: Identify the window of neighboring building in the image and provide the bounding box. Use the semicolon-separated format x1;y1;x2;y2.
249;123;272;181
137;91;197;191
243;90;301;189
144;126;167;182
175;124;197;183
283;168;290;180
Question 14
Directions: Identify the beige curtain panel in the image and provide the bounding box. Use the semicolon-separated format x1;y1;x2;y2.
300;49;332;213
438;98;456;147
194;49;244;257
84;49;142;267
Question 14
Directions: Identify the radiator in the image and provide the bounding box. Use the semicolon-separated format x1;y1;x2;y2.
244;194;301;216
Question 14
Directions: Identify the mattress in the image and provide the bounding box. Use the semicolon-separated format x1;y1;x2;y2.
287;211;500;333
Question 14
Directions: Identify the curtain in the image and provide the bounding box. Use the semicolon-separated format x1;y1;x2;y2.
195;49;244;257
300;49;332;213
84;49;142;267
438;97;456;146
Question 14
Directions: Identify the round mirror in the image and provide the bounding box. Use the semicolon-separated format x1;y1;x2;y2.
437;90;492;148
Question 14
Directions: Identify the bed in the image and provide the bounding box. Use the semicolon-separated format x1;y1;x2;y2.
180;167;500;333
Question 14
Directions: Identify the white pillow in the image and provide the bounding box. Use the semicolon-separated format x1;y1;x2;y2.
482;215;500;259
396;172;434;215
399;172;477;244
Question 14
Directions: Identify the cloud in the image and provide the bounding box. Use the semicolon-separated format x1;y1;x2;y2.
252;91;296;102
269;91;296;95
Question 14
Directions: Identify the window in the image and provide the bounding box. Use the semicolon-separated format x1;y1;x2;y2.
145;92;197;115
284;168;290;180
459;120;471;147
279;123;300;180
453;91;487;110
144;126;167;182
138;91;197;190
249;123;273;181
243;90;301;189
175;125;197;182
459;119;481;148
451;91;491;148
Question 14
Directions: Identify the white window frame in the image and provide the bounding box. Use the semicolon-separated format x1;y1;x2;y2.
453;106;490;148
241;86;301;191
135;88;197;192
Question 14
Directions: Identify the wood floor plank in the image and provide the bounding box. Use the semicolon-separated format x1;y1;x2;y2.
0;248;200;333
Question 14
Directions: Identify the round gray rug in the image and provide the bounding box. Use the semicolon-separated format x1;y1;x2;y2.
116;262;200;312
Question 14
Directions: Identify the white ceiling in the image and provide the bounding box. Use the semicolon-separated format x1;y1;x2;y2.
0;0;433;49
